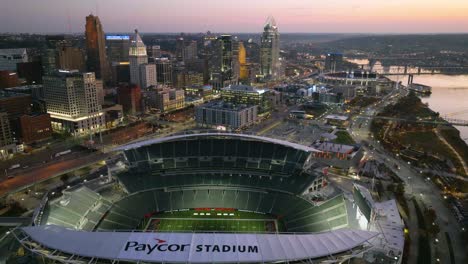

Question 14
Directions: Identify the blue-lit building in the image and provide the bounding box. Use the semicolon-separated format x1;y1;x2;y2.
106;35;130;64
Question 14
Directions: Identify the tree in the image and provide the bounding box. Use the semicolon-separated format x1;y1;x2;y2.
60;174;70;183
424;208;437;224
428;222;440;236
395;183;405;197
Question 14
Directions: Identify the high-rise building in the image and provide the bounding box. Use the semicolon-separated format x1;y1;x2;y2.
220;35;233;80
176;38;198;63
260;16;280;79
85;14;110;82
111;62;130;83
147;45;161;60
117;84;142;115
95;79;104;106
184;41;198;62
175;37;185;62
208;35;239;90
106;35;130;63
42;36;84;73
140;63;157;88
238;42;249;80
42;35;66;75
43;71;105;134
57;46;85;71
155;58;173;86
129;29;148;88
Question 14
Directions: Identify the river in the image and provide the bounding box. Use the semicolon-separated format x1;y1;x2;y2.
387;75;468;144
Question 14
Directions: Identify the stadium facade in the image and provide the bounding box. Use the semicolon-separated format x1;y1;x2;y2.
11;133;403;263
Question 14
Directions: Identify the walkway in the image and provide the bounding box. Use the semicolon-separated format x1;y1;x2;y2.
434;126;468;176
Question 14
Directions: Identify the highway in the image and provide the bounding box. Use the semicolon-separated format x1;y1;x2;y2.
0;152;109;197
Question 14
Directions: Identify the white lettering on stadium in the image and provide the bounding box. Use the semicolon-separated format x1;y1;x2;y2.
124;241;258;254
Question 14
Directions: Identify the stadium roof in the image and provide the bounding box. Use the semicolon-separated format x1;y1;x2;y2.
113;133;321;153
19;225;378;263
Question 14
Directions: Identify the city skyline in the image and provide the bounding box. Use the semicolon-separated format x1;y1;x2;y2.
1;0;468;34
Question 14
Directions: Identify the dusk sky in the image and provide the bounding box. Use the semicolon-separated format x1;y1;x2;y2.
1;0;468;33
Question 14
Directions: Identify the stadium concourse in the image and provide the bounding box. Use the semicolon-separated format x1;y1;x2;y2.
11;133;404;263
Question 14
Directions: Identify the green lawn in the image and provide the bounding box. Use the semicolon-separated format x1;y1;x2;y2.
145;209;282;233
333;131;356;145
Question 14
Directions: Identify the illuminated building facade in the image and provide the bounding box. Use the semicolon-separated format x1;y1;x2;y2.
106;35;130;63
129;30;153;89
43;71;105;134
155;58;172;86
85;15;110;82
260;16;280;79
195;101;258;129
238;42;249;80
155;88;185;113
221;84;271;114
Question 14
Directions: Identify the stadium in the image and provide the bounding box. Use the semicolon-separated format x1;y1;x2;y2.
11;133;403;263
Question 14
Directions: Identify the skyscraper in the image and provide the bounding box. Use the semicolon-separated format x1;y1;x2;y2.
238;41;248;80
140;63;157;88
43;71;105;134
147;45;161;61
175;37;185;62
220;35;233;80
129;29;148;88
106;35;130;63
57;45;85;71
85;14;110;82
42;35;66;75
260;16;280;79
155;58;173;86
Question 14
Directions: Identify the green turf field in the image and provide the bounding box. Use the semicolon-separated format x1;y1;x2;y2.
145;209;283;233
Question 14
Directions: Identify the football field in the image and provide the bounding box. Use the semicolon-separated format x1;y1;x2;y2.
145;209;281;233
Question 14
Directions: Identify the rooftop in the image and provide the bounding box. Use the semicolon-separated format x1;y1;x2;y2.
325;114;349;121
0;90;31;100
18;225;378;263
315;142;355;154
199;101;256;111
114;132;321;153
223;85;266;94
0;48;27;55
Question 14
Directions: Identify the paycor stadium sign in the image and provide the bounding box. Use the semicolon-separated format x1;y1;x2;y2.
124;238;259;254
21;226;379;263
118;233;262;262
